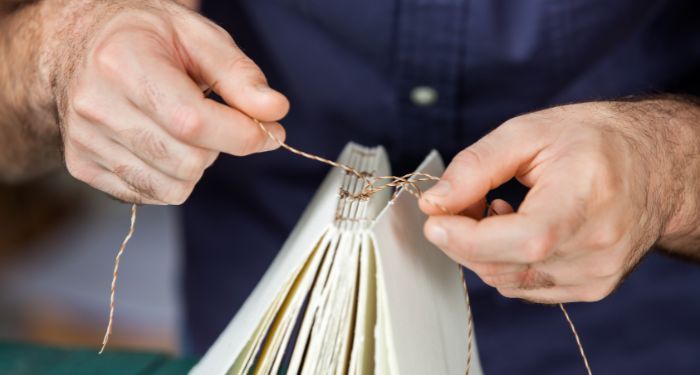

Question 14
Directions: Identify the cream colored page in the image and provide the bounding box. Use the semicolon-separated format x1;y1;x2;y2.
373;268;391;375
302;232;354;374
301;146;389;375
190;145;360;375
254;230;332;375
348;232;376;375
287;231;342;374
290;142;384;374
371;151;484;375
330;233;363;374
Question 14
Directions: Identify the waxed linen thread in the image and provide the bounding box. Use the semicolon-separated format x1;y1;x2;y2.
98;119;592;375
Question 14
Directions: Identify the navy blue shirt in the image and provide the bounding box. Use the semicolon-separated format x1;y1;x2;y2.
184;1;700;373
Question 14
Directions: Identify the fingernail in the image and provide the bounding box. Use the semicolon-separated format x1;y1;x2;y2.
426;223;448;247
260;125;284;152
427;180;451;197
261;135;280;152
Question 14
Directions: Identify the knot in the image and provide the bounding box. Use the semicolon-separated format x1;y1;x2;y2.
338;188;371;201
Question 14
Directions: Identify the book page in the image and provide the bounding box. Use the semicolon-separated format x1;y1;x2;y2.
190;144;365;375
251;229;332;375
371;151;484;375
300;146;388;374
348;232;376;375
286;230;342;374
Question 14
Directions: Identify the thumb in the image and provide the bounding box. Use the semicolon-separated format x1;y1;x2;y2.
420;120;548;215
176;16;290;122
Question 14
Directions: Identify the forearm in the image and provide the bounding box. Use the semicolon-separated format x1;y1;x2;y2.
0;1;126;182
0;0;61;182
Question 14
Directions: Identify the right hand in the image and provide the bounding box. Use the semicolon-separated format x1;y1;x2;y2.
51;0;289;204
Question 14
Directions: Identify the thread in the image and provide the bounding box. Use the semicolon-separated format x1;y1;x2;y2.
560;303;593;375
98;118;591;375
253;118;591;375
99;203;137;354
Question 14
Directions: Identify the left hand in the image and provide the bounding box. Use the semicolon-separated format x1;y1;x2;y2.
419;98;700;303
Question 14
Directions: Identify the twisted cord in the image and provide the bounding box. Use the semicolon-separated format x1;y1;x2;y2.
254;119;474;373
560;303;593;375
460;267;474;374
99;203;137;354
254;118;590;375
98;118;591;375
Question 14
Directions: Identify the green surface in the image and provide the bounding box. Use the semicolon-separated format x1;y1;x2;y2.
0;342;197;375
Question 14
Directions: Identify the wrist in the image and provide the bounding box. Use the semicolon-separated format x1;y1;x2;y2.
0;0;134;181
0;1;61;181
597;96;700;255
38;0;117;124
641;96;700;254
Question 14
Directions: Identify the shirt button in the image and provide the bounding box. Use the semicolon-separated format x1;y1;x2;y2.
410;86;438;107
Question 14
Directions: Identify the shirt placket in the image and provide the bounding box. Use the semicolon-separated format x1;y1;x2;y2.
394;0;467;160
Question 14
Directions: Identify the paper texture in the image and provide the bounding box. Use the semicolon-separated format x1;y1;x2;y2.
190;144;483;375
371;151;483;375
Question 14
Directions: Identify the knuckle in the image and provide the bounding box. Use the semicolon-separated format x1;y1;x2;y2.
175;150;208;181
500;117;534;137
229;56;261;75
227;56;267;87
64;153;105;190
497;287;519;299
163;181;194;205
113;164;158;201
590;225;625;249
236;128;267;156
522;230;556;262
480;275;498;288
452;148;483;170
66;131;95;154
501;116;524;128
112;190;144;205
93;38;128;75
171;105;203;141
64;154;91;183
578;286;611;302
208;20;235;44
481;273;512;288
502;112;541;130
452;240;477;263
517;267;555;289
137;77;162;114
195;14;235;43
595;257;624;278
472;262;504;276
71;88;103;123
205;151;220;167
128;128;170;161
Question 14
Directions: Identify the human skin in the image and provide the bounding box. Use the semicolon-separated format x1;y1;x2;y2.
0;0;288;203
3;1;700;304
421;97;700;304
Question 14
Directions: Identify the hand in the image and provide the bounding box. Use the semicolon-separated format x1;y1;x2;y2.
419;98;700;303
48;0;289;204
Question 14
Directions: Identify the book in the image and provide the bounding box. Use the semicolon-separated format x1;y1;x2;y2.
190;143;484;375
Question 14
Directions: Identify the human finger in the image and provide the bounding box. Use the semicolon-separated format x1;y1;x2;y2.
498;280;615;303
92;34;285;156
105;100;219;181
424;173;584;264
175;15;290;121
420;119;550;215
